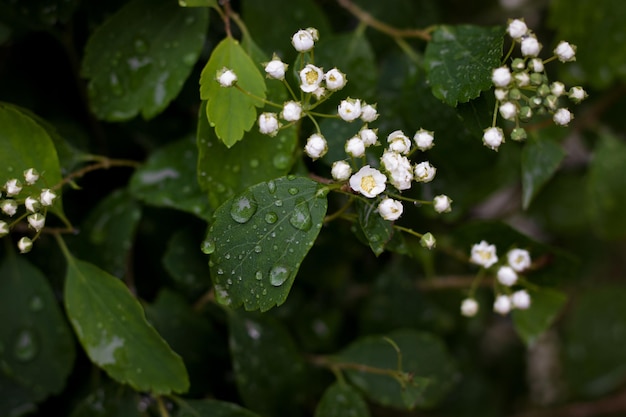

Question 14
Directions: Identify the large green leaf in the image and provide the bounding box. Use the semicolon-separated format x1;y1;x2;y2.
512;288;567;346
199;37;266;147
204;176;328;311
228;311;307;415
336;329;456;410
424;25;504;107
586;133;626;239
314;382;371;417
129;136;211;221
81;0;208;121
64;256;188;395
196;102;297;210
69;379;142;417
521;129;566;210
176;399;261;417
163;228;213;300
0;255;75;417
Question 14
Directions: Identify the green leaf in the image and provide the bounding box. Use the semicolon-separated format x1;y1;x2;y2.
69;379;142;417
163;228;212;300
337;329;456;410
0;255;75;417
424;25;504;106
586;133;626;239
512;288;567;346
82;0;208;121
129;136;211;221
199;37;267;147
205;176;328;311
314;382;371;417
178;0;218;8
355;199;394;256
228;311;307;415
64;256;188;395
196;102;297;209
521;128;566;210
176;399;261;417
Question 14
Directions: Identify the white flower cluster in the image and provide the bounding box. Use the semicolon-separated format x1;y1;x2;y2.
462;240;534;317
0;168;57;253
483;18;587;151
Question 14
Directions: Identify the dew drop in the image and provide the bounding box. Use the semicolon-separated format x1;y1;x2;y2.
269;265;290;286
272;153;291;170
288;187;299;195
230;192;257;223
254;245;262;253
29;295;43;312
133;37;149;54
13;328;38;362
274;200;283;207
201;237;215;254
255;271;263;280
267;180;276;194
264;212;278;224
289;199;312;231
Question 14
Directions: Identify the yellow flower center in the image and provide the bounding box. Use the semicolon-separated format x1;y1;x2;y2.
361;175;376;193
305;69;319;84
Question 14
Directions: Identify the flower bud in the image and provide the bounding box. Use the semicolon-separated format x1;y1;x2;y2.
420;232;436;249
331;160;352;181
1;199;18;216
25;196;40;213
414;161;436;183
5;179;22;196
338;98;362;122
324;68;347;91
40;189;56;206
511;127;528;141
433;195;452;213
378;197;403;221
23;168;40;185
304;134;328;160
281;101;302;122
216;67;237;87
553;108;573;126
264;55;288;80
0;220;8;237
345;136;365;158
27;213;45;232
493;294;512;315
413;129;435;151
461;298;479;317
554;41;576;62
258;112;280;136
482;127;504;151
18;237;33;254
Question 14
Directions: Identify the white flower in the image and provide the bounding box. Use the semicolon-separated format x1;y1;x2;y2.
482;127;504;151
569;86;587;103
25;196;39;213
258;112;280;136
380;151;413;190
521;35;542;57
507;248;531;272
493;294;512;315
529;58;544;73
387;130;411;155
18;237;33;254
331;160;352;181
23;168;39;185
554;41;576;62
550;81;565;97
5;179;22;196
345;136;365;158
553;108;573;126
312;87;326;100
324;68;347;91
471;240;498;268
497;266;518;286
0;220;8;237
40;189;56;206
349;165;386;198
511;290;531;309
414;161;436;183
413;129;434;151
281;101;302;122
514;71;530;87
360;103;378;122
299;64;324;93
216;67;237;87
291;28;317;52
507;19;528;39
499;102;517;120
359;128;378;147
304;134;328;160
433;195;452;213
378;198;403;221
461;298;479;317
492;67;512;87
338;98;362;122
27;213;45;232
494;88;508;101
264;56;288;80
1;199;17;216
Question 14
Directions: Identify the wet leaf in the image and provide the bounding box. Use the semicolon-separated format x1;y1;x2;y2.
162;228;212;300
314;382;371;417
355;199;394;256
176;398;261;417
69;379;142;417
512;288;567;346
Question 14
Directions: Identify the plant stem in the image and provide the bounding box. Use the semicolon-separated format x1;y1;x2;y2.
52;158;140;191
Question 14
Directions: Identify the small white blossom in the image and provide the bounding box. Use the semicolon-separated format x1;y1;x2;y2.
349;165;386;198
507;19;528;39
360;103;378;122
0;220;8;237
492;66;512;87
569;86;587;103
554;41;576;62
521;35;542;57
461;298;479;317
497;266;518;286
304;134;328;160
433;195;452;213
291;28;317;52
299;64;324;93
529;58;544;73
413;129;435;151
359;128;378;147
23;168;39;185
494;294;512;315
345;136;365;158
1;199;18;216
499;102;517;120
420;232;436;249
264;56;288;79
482;127;504;151
40;189;56;206
381;151;413;190
494;88;508;101
338;98;362;122
331;160;352;181
378;198;403;221
281;101;303;122
387;130;411;155
5;179;22;196
312;87;326;100
511;290;531;309
471;240;498;268
18;236;33;254
550;81;565;97
27;213;45;232
414;161;436;183
514;71;530;87
25;196;39;213
553;108;573;126
324;68;347;91
216;67;237;87
258;112;280;136
507;248;531;272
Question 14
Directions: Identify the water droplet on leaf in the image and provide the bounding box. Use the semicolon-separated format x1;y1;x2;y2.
269;265;290;286
230;192;257;223
13;328;38;362
289;199;312;231
201;238;216;254
267;181;276;194
255;271;263;280
254;245;262;253
265;212;278;224
288;187;299;195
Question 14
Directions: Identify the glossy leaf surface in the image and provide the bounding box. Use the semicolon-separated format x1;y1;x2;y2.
521;130;566;210
512;288;567;346
314;382;371;417
176;399;261;417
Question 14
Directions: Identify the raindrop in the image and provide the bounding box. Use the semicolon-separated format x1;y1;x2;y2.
267;181;276;194
13;328;38;362
272;153;291;170
274;200;283;207
255;271;263;280
264;212;278;224
133;37;149;54
225;253;231;260
269;265;290;287
230;192;257;223
289;199;312;231
201;237;215;254
29;295;43;312
288;187;299;195
254;245;262;253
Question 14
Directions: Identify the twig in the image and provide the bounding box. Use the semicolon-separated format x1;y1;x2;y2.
52;158;140;190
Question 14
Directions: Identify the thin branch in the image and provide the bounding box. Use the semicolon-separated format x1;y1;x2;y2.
52;158;140;191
